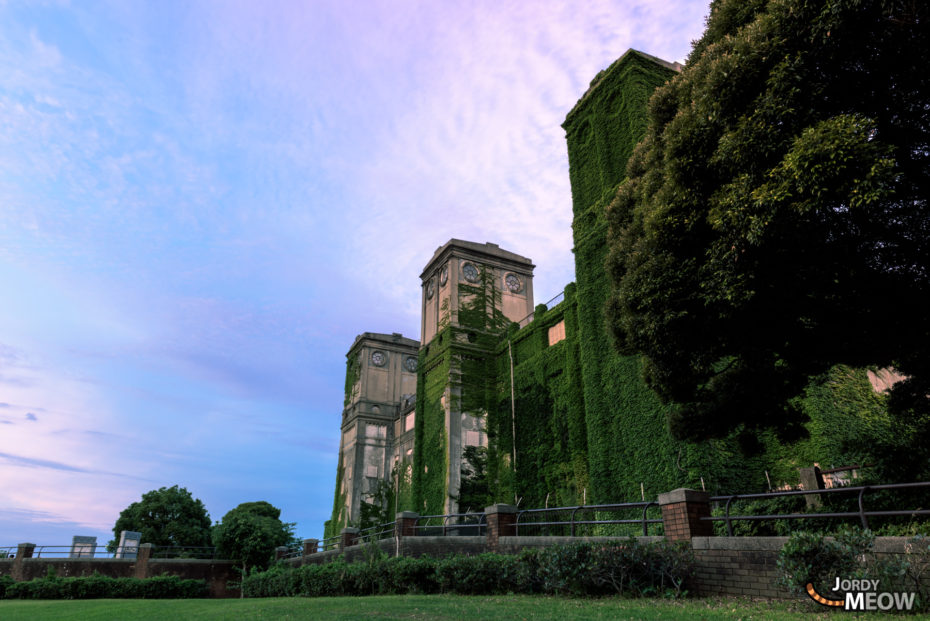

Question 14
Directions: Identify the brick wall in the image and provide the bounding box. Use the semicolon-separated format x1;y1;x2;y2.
691;537;791;599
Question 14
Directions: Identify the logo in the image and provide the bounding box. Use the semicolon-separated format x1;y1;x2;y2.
806;578;916;612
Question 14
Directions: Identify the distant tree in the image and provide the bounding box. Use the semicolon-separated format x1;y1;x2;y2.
606;0;930;454
212;501;295;579
108;485;212;551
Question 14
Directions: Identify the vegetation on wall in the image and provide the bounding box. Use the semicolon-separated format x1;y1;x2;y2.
334;23;925;529
563;51;686;504
413;336;450;515
343;353;360;407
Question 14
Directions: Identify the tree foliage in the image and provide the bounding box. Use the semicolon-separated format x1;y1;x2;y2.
606;0;930;450
212;501;294;573
109;485;212;550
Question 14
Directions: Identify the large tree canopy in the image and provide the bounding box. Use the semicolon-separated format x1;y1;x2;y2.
110;485;212;550
212;501;294;573
606;0;929;446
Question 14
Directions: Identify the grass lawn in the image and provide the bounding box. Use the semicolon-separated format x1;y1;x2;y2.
0;595;918;620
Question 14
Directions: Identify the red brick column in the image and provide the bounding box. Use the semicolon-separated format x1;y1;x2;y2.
395;511;419;538
133;543;153;578
302;538;319;556
394;511;419;558
275;546;289;560
485;504;518;552
340;527;360;551
658;488;713;541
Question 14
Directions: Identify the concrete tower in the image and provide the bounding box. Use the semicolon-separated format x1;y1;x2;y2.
335;332;418;525
417;240;535;514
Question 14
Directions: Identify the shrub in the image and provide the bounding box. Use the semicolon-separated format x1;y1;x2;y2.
435;553;523;595
242;540;693;599
377;556;439;595
0;572;207;599
0;576;14;599
536;539;693;598
776;528;904;597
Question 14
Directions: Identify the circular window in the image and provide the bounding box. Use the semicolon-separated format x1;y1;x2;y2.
426;279;435;299
504;273;523;293
404;356;418;372
462;262;479;283
370;350;387;367
439;265;449;286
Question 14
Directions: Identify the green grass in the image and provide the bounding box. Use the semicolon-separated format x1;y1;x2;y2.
0;595;918;620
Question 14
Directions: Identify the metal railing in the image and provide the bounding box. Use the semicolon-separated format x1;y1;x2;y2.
320;535;340;552
516;502;662;537
358;521;396;543
516;290;566;328
150;546;218;559
281;543;304;559
0;545;217;559
707;481;930;536
414;513;487;536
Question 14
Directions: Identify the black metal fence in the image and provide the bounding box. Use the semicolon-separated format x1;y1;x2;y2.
358;521;396;543
0;545;218;559
707;481;930;536
320;535;340;552
414;513;486;536
515;502;662;537
517;290;566;328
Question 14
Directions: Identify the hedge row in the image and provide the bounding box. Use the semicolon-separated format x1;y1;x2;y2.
0;572;207;599
243;539;693;599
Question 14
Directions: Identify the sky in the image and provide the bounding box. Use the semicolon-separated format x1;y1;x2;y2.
0;0;709;546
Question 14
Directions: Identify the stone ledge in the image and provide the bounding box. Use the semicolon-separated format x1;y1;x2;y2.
692;536;789;551
658;488;710;505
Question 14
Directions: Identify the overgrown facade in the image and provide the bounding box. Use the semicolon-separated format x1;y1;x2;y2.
326;49;896;536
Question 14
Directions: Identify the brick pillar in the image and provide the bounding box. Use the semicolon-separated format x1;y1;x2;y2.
133;543;153;579
658;488;713;541
340;527;359;551
485;504;518;552
302;538;319;556
395;511;419;538
11;543;35;581
275;546;289;560
394;511;419;558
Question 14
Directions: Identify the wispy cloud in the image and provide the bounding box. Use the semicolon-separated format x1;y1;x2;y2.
0;0;709;543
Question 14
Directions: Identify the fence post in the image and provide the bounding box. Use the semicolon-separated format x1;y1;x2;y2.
485;504;518;552
302;538;319;556
275;546;289;561
133;543;153;579
798;466;825;508
657;488;713;541
394;511;419;558
11;543;35;581
340;527;360;551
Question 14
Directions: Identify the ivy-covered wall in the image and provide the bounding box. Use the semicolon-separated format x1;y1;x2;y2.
338;50;903;533
562;50;686;503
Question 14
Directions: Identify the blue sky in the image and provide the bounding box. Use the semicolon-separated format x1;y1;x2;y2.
0;0;708;545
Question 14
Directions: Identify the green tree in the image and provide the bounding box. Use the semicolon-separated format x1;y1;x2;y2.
109;485;212;551
359;478;395;531
605;0;929;460
212;501;295;578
